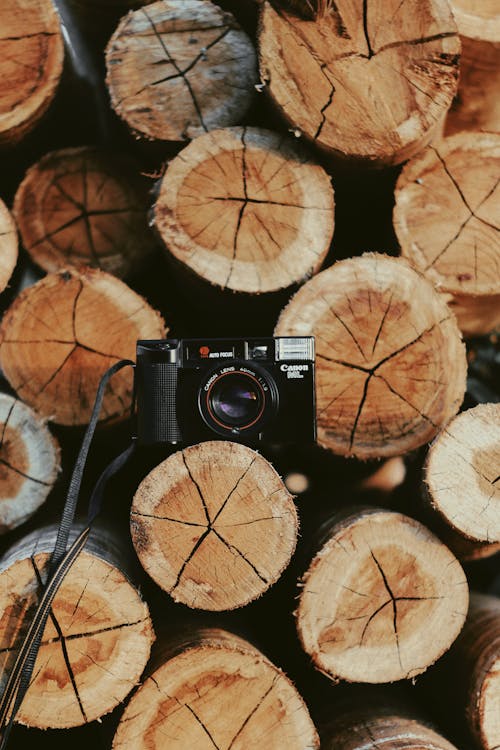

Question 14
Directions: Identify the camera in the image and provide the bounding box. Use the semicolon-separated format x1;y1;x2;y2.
135;337;316;445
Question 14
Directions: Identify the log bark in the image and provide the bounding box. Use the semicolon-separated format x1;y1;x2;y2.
432;592;500;750
0;267;165;425
0;199;18;294
113;627;319;749
0;0;64;147
13;146;157;279
322;694;459;749
152;126;334;294
130;441;298;611
0;523;154;729
275;253;467;459
105;0;258;143
0;394;60;535
424;403;500;544
394;132;500;337
445;0;500;135
296;507;468;683
258;0;460;167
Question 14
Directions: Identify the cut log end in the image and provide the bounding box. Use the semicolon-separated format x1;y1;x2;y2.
259;0;459;166
131;441;298;611
296;509;468;684
0;0;64;146
0;530;154;728
106;0;257;143
425;403;500;544
322;699;460;750
113;628;319;749
445;0;500;135
153;126;334;294
275;253;467;459
0;199;18;293
0;267;165;425
452;593;500;750
0;395;59;535
13;146;157;279
394;132;500;337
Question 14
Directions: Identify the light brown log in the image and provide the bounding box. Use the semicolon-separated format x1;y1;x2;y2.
0;0;64;147
113;627;319;749
152;126;334;294
0;267;165;425
442;534;500;563
322;693;459;749
424;403;500;544
296;508;468;683
106;0;258;143
437;593;500;750
0;524;154;729
394;132;500;337
275;253;467;459
445;1;500;135
0;394;60;535
0;199;18;293
258;0;460;167
131;441;298;611
13;146;157;279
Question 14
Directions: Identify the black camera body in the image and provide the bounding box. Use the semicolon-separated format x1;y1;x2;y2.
135;337;316;445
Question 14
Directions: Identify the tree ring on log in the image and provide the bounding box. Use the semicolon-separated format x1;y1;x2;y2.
153;126;335;293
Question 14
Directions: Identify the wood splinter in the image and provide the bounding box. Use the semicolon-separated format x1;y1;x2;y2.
131;441;298;611
113;628;320;749
275;253;467;459
296;508;469;684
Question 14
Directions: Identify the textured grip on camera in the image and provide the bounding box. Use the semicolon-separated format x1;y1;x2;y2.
136;363;182;444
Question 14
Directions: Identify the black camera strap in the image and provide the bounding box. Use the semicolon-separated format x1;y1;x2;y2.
0;359;136;749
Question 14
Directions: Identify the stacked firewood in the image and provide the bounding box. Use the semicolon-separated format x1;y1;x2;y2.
0;0;498;748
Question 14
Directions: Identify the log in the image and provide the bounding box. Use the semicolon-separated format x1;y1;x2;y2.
322;692;459;749
130;441;298;611
0;523;154;729
0;199;18;294
105;0;258;143
432;592;500;750
113;627;320;749
13;146;157;279
0;267;165;425
0;394;60;535
394;132;500;337
275;253;467;459
445;0;500;135
152;126;335;294
0;0;64;147
424;403;500;544
258;0;460;167
296;508;468;683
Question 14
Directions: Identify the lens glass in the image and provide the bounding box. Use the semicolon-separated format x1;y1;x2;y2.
210;374;263;427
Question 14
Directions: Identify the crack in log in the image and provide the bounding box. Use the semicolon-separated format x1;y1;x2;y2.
0;398;16;450
362;0;374;58
182;451;211;524
349;373;372;451
169;528;211;594
224;127;248;288
212;528;268;584
30;557;88;722
142;8;208;131
0;458;51;487
131;510;204;526
227;674;279;749
211;453;257;525
184;703;221;749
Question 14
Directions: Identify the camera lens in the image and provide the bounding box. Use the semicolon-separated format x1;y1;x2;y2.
210;374;263;427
